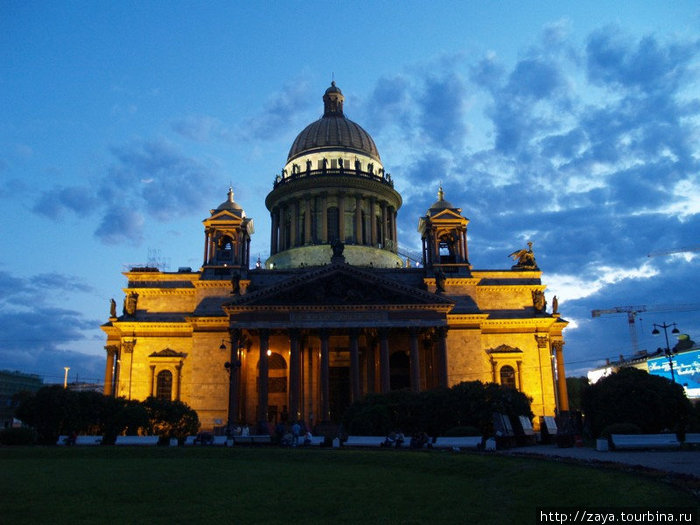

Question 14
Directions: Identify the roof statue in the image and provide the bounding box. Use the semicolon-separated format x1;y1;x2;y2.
509;241;538;270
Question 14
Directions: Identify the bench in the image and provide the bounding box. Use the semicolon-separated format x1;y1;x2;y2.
518;416;536;445
302;436;325;446
75;436;102;446
610;434;680;450
343;436;386;447
234;435;272;445
432;436;482;450
115;436;160;446
683;433;700;445
56;435;102;446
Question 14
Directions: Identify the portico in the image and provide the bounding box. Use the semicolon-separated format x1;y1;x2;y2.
224;262;452;425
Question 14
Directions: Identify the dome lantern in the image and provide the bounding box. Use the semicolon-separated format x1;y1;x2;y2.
323;81;344;116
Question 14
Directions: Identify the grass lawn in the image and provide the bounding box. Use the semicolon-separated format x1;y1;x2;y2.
0;446;696;524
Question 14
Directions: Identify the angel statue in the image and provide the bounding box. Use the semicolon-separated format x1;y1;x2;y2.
509;241;538;269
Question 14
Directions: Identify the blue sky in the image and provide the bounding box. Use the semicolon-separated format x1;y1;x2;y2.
1;1;699;384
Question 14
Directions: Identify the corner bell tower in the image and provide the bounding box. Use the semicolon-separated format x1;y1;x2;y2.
418;187;471;274
202;187;254;273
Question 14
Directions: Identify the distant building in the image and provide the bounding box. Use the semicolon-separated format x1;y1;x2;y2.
102;83;569;432
587;344;700;400
0;370;43;428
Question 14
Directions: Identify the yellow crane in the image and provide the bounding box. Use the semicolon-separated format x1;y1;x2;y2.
591;304;700;353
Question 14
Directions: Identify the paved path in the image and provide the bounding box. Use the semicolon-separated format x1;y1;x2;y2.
501;444;700;478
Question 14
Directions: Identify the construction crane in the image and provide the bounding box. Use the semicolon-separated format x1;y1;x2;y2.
647;245;700;257
591;304;700;353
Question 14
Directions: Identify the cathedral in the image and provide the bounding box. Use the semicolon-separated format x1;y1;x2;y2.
102;82;569;433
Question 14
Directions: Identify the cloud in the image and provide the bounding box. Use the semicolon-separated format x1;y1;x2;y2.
546;262;660;303
32;139;220;245
0;270;103;382
239;80;315;141
586;28;700;92
171;115;232;142
362;25;700;373
94;205;145;245
32;185;99;219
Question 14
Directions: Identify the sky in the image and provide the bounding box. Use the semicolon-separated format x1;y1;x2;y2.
1;1;699;385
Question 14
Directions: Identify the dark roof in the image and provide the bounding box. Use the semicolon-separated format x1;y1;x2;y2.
287;83;380;163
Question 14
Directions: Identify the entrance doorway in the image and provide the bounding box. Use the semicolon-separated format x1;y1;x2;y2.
390;352;410;390
329;366;350;423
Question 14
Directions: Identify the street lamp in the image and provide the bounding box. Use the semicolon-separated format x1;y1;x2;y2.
651;322;680;382
219;334;244;437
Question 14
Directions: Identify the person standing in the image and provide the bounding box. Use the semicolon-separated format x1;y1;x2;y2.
291;421;301;447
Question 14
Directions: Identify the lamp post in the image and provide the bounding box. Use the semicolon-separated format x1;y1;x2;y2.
651;322;680;383
220;332;243;437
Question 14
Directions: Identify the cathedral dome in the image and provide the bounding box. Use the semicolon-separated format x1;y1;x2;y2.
287;82;381;163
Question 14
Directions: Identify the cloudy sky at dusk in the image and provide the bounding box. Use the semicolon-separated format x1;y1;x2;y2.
2;1;699;384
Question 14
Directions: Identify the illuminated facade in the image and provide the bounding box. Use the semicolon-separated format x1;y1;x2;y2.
102;83;568;431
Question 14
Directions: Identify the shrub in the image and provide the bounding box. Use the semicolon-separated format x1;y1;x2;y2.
343;381;533;437
0;427;37;446
583;368;691;438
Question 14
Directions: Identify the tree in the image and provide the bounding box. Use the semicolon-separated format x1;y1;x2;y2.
582;367;691;438
565;376;589;411
342;381;533;437
142;397;200;441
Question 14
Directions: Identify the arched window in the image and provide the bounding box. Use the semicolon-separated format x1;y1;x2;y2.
259;352;288;394
500;365;516;389
218;235;233;261
156;370;173;400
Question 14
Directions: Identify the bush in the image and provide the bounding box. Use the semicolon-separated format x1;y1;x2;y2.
583;368;691;438
0;427;37;446
599;423;642;438
443;426;481;437
15;387;200;444
343;381;533;437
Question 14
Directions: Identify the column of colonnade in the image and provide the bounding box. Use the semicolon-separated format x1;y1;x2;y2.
241;327;448;426
268;195;400;255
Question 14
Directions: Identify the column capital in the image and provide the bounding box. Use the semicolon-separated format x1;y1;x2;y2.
534;335;548;348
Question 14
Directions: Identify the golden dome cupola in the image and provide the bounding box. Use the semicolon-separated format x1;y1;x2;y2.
265;83;402;269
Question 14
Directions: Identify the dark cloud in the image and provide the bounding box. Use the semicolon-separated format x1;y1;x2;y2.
240;80;314;141
364;74;413;132
32;139;220;245
417;74;469;151
506;59;564;100
33;185;98;219
0;270;94;306
586;29;700;92
94;205;145;245
0;271;103;382
469;54;505;91
171;115;232;142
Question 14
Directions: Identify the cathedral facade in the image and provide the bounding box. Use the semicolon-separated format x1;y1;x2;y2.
102;83;569;432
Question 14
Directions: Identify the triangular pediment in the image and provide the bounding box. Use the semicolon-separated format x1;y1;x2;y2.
149;348;187;358
205;209;244;222
486;344;523;354
430;208;467;222
227;264;453;308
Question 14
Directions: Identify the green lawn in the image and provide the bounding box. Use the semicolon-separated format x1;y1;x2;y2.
0;447;696;524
